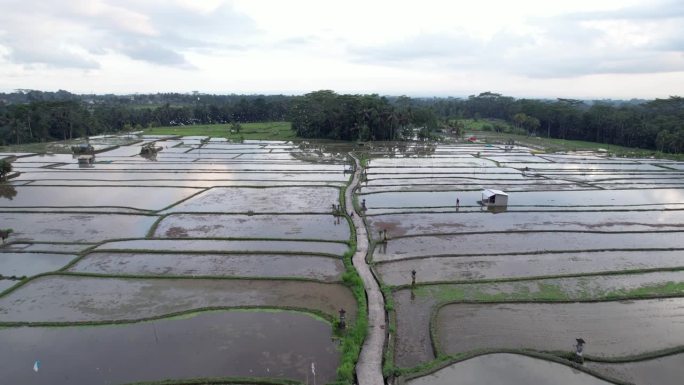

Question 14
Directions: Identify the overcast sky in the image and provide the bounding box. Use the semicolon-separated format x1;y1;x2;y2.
0;0;682;98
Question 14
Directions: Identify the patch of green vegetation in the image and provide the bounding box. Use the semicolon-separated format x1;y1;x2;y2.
606;281;684;299
143;122;296;140
467;128;684;160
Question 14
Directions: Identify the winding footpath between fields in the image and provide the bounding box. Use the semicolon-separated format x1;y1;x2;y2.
346;154;386;385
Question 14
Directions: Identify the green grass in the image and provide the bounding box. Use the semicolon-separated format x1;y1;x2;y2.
144;121;297;140
465;128;684;160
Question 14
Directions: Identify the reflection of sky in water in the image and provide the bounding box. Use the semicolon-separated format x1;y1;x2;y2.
0;186;200;210
408;353;612;385
506;163;664;171
363;189;684;208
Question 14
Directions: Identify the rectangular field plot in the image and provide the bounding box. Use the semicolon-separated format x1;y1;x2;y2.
376;250;684;285
154;213;350;241
361;188;684;209
367;211;684;239
94;239;349;255
0;186;202;211
0;311;340;385
165;186;340;213
69;252;344;281
0;276;357;322
374;232;684;261
0;213;158;242
435;298;684;357
16;171;349;183
0;253;76;277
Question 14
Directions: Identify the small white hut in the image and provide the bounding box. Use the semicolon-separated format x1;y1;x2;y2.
481;189;508;207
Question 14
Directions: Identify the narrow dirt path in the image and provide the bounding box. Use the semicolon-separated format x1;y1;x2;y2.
346;154;386;385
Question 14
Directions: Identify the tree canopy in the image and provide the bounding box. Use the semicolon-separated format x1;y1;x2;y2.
0;90;682;153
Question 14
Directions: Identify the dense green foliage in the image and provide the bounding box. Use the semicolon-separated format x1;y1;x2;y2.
1;90;682;152
290;91;439;141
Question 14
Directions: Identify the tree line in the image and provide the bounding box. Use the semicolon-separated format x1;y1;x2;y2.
0;90;682;153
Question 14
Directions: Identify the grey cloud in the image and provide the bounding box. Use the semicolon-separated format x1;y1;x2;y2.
0;0;256;69
349;3;684;79
119;41;192;67
8;46;100;69
350;33;482;64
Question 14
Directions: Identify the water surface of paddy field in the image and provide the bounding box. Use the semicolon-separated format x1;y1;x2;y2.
367;211;684;239
14;171;349;183
585;353;684;385
164;186;340;213
0;213;157;242
374;231;684;261
0;186;201;210
0;276;357;322
94;239;349;255
406;353;611;385
155;213;350;241
391;272;684;367
5;243;95;253
376;250;684;285
69;252;344;281
361;188;684;209
0;253;76;277
0;310;339;385
55;162;346;172
435;298;684;357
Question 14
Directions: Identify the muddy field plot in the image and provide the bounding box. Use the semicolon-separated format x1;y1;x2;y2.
0;310;340;385
0;253;76;277
0;275;357;323
435;298;684;357
69;252;345;281
155;213;350;241
94;239;349;255
165;186;341;213
0;186;202;211
367;210;684;239
391;271;684;367
0;213;157;242
585;353;684;385
376;250;684;285
374;231;684;261
407;353;613;385
361;188;684;210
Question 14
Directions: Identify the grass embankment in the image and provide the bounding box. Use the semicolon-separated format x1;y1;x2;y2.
144;122;296;140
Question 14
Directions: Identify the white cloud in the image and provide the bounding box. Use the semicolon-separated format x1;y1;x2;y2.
0;0;682;98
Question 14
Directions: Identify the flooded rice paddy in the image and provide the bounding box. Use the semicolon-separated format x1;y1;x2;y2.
377;250;684;285
436;299;684;357
94;238;349;255
407;353;612;385
0;275;356;322
0;253;76;277
0;213;157;242
2;136;683;384
358;141;684;385
164;186;340;213
374;231;684;261
585;354;684;385
69;252;344;281
155;213;350;241
0;310;340;385
0;137;357;384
